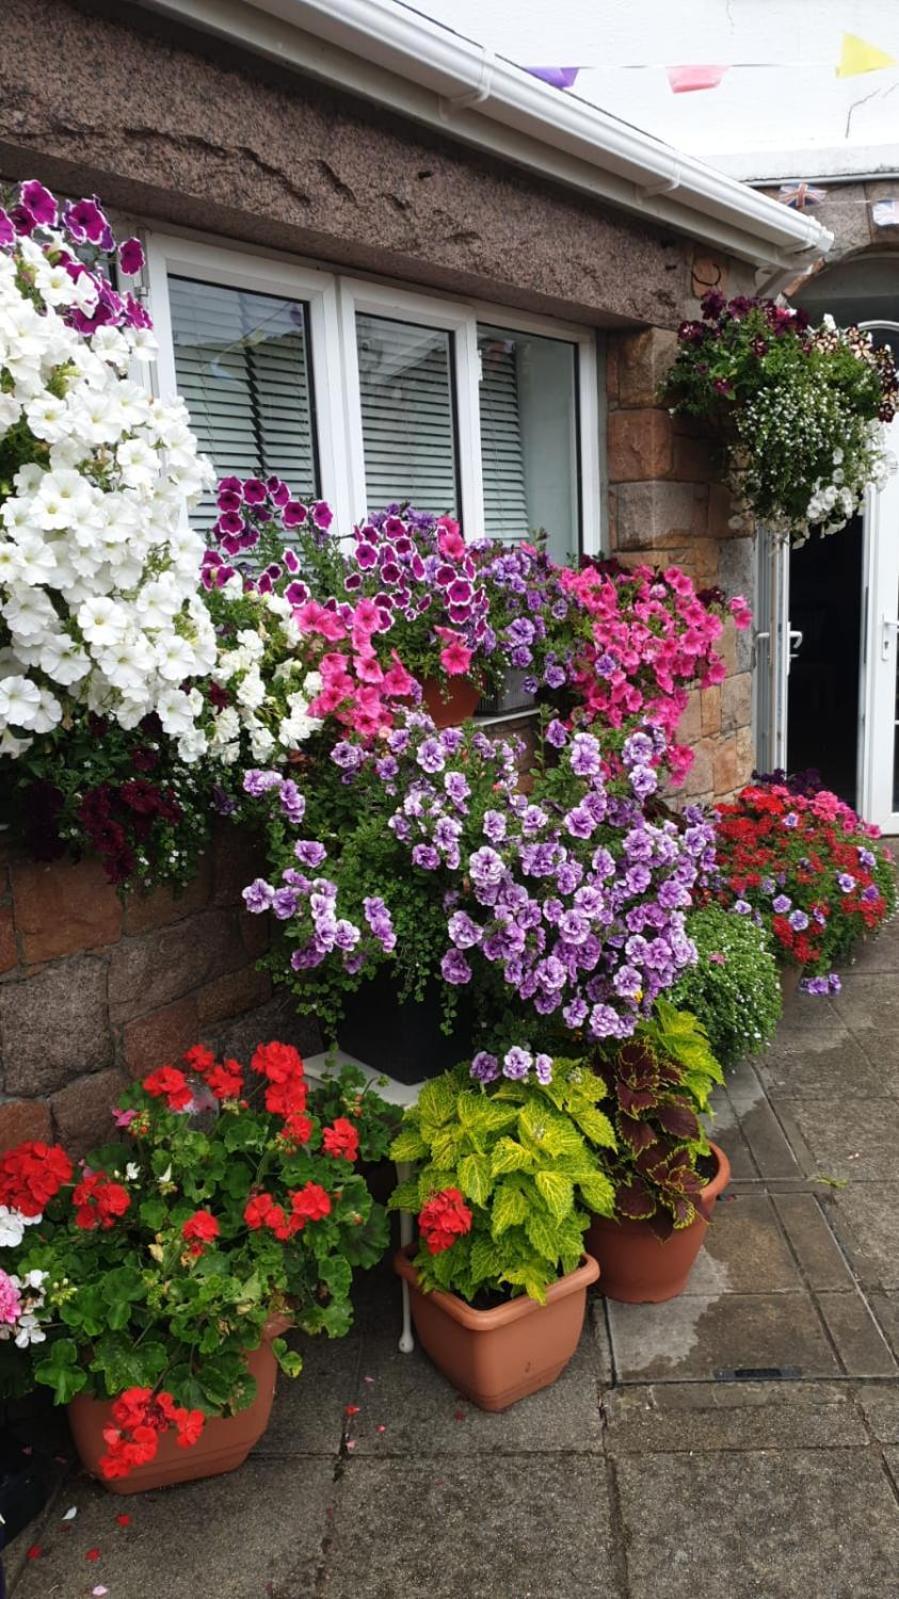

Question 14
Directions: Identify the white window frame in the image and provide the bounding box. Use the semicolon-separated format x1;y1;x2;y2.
144;234;351;532
144;233;601;557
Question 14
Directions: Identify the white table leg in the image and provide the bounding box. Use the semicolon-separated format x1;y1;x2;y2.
397;1160;415;1354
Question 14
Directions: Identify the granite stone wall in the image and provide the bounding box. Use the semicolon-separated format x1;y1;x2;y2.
0;830;318;1155
606;254;755;805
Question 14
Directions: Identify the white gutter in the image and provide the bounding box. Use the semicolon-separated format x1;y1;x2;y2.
139;0;833;270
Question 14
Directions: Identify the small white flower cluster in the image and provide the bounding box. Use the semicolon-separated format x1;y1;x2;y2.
208;600;323;765
0;236;217;760
0;1204;39;1249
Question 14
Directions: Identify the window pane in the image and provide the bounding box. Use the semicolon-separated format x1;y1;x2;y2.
478;325;579;562
169;276;318;520
356;312;458;515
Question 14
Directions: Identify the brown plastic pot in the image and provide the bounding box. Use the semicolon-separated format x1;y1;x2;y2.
779;965;802;1005
421;675;481;728
584;1142;731;1305
394;1247;599;1411
67;1316;290;1495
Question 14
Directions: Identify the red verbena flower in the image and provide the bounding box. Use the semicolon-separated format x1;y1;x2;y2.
321;1117;359;1162
142;1065;192;1111
0;1142;73;1218
418;1188;473;1255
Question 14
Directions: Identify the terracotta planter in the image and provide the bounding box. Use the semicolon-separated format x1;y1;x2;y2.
779;965;802;1005
421;675;481;728
585;1142;731;1305
394;1247;598;1411
67;1317;290;1495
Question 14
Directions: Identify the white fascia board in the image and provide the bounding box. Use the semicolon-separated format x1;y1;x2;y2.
137;0;832;269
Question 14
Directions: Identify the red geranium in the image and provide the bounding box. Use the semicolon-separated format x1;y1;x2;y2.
418;1188;473;1255
72;1171;131;1231
321;1117;359;1163
290;1181;332;1226
0;1142;73;1218
251;1042;304;1084
99;1387;205;1480
205;1059;245;1100
142;1065;192;1112
181;1209;220;1256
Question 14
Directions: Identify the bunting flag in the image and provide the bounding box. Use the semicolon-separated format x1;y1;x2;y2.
525;67;581;89
836;33;896;78
666;65;728;93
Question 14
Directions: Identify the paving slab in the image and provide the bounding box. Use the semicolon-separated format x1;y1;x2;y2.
829;1183;899;1289
773;1096;899;1180
603;1380;868;1453
776;993;842;1031
345;1323;605;1456
724;1065;802;1177
856;1029;899;1086
859;1386;899;1442
771;1190;856;1289
757;1030;882;1099
693;1191;802;1293
869;1291;899;1357
253;1327;361;1457
10;1457;336;1599
317;1455;617;1599
843;923;899;973
606;1291;840;1382
816;1290;897;1376
616;1447;899;1599
833;973;899;1032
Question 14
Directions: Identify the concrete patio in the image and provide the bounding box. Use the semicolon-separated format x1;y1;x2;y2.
8;914;899;1599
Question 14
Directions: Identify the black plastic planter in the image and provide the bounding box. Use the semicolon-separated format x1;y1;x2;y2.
337;972;473;1084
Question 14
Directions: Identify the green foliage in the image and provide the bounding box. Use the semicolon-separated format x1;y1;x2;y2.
669;905;782;1069
389;1061;616;1304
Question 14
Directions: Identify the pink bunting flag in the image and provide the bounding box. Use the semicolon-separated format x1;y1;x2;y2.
666;65;728;93
525;67;581;89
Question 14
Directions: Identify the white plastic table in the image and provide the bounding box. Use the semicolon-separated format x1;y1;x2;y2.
304;1049;424;1353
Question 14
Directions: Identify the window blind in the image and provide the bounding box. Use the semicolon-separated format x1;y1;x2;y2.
478;335;529;540
168;276;318;523
355;312;458;515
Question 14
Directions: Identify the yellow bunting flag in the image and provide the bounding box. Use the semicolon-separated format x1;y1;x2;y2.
836;32;897;78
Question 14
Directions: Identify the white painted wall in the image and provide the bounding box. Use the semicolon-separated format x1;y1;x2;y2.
412;0;899;179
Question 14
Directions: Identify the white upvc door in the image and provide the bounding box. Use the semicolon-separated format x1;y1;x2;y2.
753;528;795;773
860;364;899;832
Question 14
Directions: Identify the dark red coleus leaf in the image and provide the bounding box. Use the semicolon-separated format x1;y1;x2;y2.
618;1114;658;1153
617;1081;658;1116
656;1099;700;1142
615;1178;656;1220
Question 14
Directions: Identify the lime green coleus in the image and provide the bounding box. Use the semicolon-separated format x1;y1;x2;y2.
389;1061;616;1305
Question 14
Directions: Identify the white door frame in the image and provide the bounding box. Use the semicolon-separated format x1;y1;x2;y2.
754;528;795;773
859;319;899;831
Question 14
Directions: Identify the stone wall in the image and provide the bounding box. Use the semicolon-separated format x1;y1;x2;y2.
0;0;703;331
606;254;755;805
0;831;318;1156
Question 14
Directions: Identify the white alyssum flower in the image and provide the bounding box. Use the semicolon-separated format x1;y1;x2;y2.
0;243;215;757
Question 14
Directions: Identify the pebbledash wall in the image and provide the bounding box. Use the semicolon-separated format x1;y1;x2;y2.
0;0;756;1147
0;833;319;1156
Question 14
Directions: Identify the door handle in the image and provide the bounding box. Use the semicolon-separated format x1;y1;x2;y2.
788;628;803;669
882;616;899;661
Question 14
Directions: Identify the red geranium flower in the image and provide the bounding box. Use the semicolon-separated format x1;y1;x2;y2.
251;1042;304;1084
181;1209;220;1256
205;1059;244;1100
0;1141;73;1217
290;1181;332;1225
321;1117;359;1162
142;1065;192;1111
418;1188;473;1255
72;1171;131;1231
